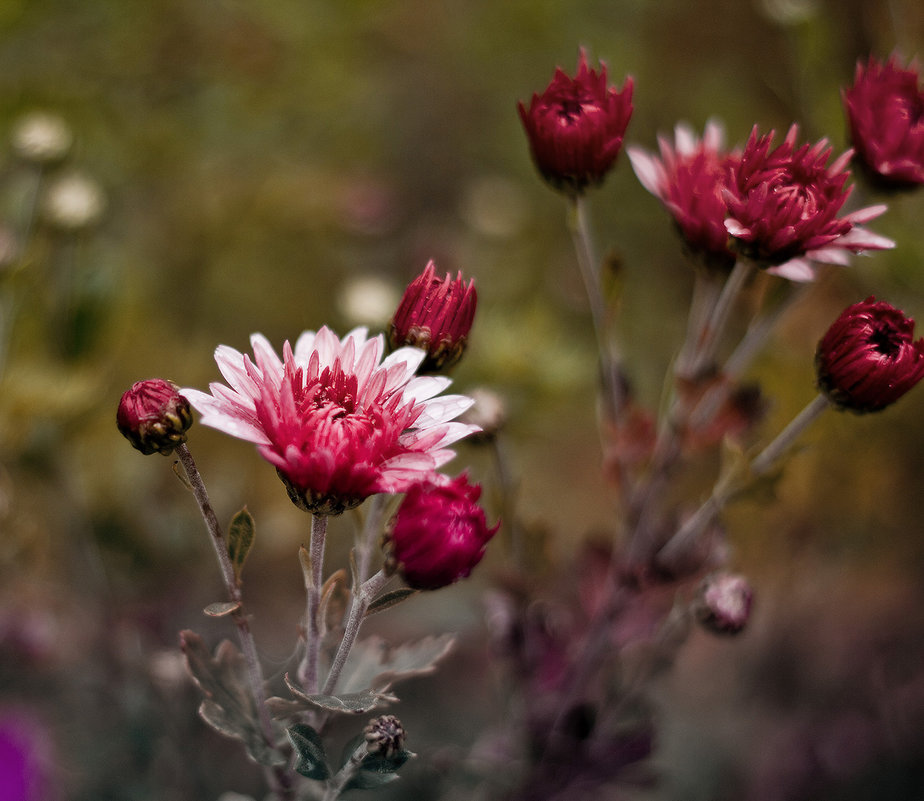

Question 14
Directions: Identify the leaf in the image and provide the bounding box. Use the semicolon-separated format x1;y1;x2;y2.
287;723;330;780
284;674;396;714
339;735;415;791
319;569;348;633
204;601;241;617
180;630;280;766
337;634;455;694
364;588;418;617
228;507;255;584
298;545;313;590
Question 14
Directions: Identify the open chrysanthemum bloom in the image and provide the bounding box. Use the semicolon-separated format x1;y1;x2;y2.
723;124;894;281
182;327;479;515
628;120;738;271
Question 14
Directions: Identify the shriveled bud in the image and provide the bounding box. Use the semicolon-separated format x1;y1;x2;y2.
363;715;406;759
384;473;498;591
388;260;477;373
695;572;754;635
816;297;924;413
117;379;193;455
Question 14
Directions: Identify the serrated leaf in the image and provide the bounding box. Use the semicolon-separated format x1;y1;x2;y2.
204;601;241;617
284;674;396;714
287;723;331;780
364;588;418;617
338;634;455;694
228;507;255;584
180;631;279;766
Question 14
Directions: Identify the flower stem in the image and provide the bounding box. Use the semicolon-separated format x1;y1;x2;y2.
174;444;293;800
322;569;390;696
657;393;831;568
322;740;370;801
300;513;328;694
568;194;626;422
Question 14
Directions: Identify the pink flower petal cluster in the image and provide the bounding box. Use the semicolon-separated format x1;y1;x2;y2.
518;50;634;195
723;125;894;281
385;473;498;590
843;53;924;189
117;378;193;456
628;120;738;270
388;260;477;373
182;327;479;515
815;297;924;413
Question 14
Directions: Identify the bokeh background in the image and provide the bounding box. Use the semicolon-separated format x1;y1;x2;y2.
2;0;924;799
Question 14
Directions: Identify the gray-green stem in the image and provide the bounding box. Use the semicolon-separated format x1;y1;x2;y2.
300;513;328;693
174;444;293;800
323;569;390;696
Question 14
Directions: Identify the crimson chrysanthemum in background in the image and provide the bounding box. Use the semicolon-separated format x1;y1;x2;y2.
723;124;894;281
518;49;634;194
385;473;498;590
628;120;738;270
816;297;924;413
843;53;924;189
388;260;477;373
182;327;479;515
117;378;193;456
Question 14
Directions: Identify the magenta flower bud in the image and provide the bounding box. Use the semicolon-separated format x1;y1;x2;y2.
518;49;634;195
695;572;754;636
843;53;924;190
388;261;477;373
117;379;193;455
815;297;924;413
723;124;894;281
385;474;499;591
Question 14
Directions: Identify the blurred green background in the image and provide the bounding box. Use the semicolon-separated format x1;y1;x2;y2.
1;0;924;799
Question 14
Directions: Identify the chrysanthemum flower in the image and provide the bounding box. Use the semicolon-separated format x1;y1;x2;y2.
723;125;894;281
117;379;193;456
388;260;477;373
518;49;634;195
182;327;479;515
843;53;924;189
628;120;738;270
384;473;498;590
816;297;924;413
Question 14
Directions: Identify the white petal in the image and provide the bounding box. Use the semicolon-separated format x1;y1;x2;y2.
767;258;817;282
628;147;665;197
415;394;476;427
402;375;452;404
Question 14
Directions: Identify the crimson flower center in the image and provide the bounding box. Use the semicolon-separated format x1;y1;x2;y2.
555;95;600;125
868;323;903;357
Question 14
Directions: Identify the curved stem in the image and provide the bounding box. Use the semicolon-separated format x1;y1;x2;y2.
174;444;293;800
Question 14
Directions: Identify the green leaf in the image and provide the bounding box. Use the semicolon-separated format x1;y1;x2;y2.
337;634;455;694
364;588;418;617
287;723;331;780
285;674;397;714
228;507;255;584
204;601;241;617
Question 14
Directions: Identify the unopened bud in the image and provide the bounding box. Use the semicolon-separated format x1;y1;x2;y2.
695;572;753;635
363;715;406;759
117;379;193;456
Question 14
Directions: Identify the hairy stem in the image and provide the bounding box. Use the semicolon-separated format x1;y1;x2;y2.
300;513;328;694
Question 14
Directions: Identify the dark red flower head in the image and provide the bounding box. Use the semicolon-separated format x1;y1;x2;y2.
117;379;193;455
843;53;924;189
385;473;498;591
816;297;924;413
723;125;893;281
518;50;634;195
629;120;738;271
388;260;477;373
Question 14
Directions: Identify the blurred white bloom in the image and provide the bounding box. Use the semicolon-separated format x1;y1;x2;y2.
42;171;106;231
10;110;73;164
337;274;400;328
758;0;819;25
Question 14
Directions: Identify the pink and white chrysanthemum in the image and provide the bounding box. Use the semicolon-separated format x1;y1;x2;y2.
628;120;738;270
723;124;895;282
182;326;479;515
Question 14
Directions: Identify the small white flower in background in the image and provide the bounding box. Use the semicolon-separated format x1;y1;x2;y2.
337;274;401;328
10;110;73;164
42;171;106;231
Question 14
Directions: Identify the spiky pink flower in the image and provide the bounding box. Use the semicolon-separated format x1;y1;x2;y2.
518;50;634;194
723;125;894;281
182;327;479;515
385;473;498;590
815;297;924;413
388;260;477;373
117;378;193;456
844;53;924;189
628;120;738;270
